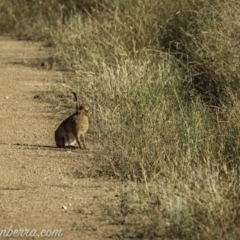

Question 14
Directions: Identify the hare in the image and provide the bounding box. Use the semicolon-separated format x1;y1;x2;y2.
55;92;91;149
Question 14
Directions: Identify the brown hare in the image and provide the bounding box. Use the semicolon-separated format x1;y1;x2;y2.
55;92;91;149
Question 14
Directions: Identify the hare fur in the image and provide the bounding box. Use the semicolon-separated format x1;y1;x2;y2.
55;93;91;149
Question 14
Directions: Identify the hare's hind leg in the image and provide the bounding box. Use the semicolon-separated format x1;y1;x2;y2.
65;132;76;147
55;131;65;148
56;136;65;148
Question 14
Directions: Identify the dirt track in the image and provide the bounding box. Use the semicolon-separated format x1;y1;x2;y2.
0;37;121;239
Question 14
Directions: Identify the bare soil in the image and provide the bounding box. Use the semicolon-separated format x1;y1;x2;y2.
0;37;122;240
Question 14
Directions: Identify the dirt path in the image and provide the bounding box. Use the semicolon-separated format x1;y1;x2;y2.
0;37;121;239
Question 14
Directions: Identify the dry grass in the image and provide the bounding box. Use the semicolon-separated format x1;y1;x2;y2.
1;0;240;238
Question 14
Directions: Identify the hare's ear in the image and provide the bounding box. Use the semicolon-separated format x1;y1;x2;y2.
84;106;92;116
72;91;78;102
76;102;80;112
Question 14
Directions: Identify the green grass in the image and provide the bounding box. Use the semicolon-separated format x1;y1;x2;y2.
1;0;240;238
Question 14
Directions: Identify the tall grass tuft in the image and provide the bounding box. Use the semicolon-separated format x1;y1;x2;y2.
160;1;240;108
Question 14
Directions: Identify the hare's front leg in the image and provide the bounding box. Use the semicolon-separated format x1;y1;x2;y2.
75;133;84;149
80;134;88;150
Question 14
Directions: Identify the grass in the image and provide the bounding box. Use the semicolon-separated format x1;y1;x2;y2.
1;0;240;238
